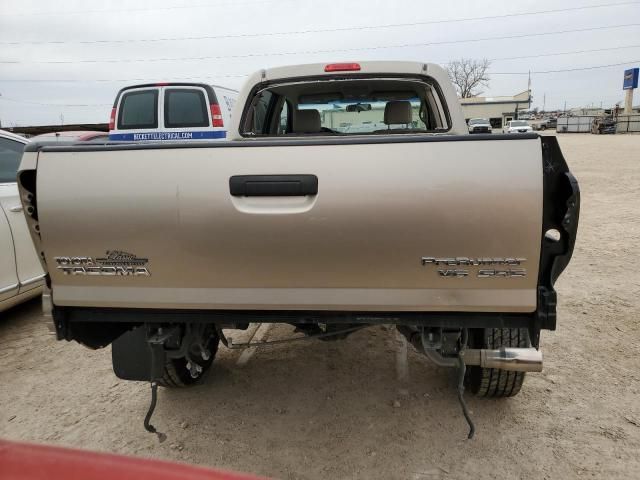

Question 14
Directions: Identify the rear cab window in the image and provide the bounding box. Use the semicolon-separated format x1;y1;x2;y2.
241;76;450;137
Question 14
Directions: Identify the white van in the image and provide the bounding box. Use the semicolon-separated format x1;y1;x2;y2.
108;83;237;141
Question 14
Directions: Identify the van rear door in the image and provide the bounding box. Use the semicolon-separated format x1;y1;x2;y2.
162;86;225;140
109;84;228;141
109;87;160;141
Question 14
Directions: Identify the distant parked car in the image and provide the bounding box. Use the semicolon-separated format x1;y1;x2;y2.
467;118;492;134
534;118;557;131
31;131;109;142
591;117;617;134
109;83;238;141
0;130;44;312
503;120;533;134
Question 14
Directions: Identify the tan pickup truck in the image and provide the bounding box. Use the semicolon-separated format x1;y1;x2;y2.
18;62;579;436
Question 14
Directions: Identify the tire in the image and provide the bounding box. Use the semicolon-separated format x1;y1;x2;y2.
464;328;530;397
540;125;546;130
158;327;219;388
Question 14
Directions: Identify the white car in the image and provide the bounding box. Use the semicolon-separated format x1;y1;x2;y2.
109;82;238;141
503;120;533;134
0;130;44;312
467;118;492;134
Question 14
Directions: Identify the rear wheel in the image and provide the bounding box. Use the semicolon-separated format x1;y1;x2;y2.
464;328;530;397
158;326;219;388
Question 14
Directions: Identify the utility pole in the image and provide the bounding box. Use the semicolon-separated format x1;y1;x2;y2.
563;100;567;114
543;93;546;113
527;71;532;110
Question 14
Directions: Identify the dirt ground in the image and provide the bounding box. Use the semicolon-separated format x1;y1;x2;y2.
1;133;639;479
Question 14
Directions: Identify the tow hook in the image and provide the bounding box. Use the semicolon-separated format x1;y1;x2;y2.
406;327;544;439
419;328;475;439
456;352;475;440
142;327;175;443
143;380;166;443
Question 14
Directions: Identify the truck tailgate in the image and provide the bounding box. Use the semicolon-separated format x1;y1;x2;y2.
34;136;542;312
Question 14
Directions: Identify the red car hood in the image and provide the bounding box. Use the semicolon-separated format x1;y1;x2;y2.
0;439;266;480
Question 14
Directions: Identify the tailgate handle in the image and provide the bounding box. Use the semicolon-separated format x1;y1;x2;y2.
229;175;318;197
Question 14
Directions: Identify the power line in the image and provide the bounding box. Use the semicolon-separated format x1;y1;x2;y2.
1;1;637;45
488;44;640;62
491;60;640;75
0;60;637;108
0;0;285;17
0;96;110;107
2;23;639;65
1;44;639;84
2;62;637;108
0;74;248;83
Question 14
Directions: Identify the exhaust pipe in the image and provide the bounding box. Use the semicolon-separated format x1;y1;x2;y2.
396;326;543;372
461;347;543;372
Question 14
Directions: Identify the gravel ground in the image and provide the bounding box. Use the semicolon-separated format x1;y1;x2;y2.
1;133;639;479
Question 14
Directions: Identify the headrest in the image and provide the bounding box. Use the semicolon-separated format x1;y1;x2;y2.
384;100;412;125
293;109;322;133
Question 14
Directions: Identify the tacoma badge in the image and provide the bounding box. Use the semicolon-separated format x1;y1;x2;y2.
54;250;150;276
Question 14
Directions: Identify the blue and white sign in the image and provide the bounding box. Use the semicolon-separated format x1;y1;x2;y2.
623;68;639;90
109;130;227;141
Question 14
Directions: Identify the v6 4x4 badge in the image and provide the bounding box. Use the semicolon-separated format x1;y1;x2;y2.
54;250;150;276
421;256;527;278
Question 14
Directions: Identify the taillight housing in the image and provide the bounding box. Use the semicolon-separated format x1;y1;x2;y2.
324;63;361;72
210;104;224;127
108;107;116;130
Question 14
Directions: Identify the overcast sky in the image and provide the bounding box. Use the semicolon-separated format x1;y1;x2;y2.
0;0;639;126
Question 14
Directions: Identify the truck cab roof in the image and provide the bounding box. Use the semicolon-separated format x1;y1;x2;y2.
256;61;441;82
231;61;467;138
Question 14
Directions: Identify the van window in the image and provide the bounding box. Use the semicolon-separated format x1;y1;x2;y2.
0;137;25;183
164;89;209;128
117;90;158;129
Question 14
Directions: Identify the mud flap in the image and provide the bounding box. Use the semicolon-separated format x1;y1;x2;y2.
112;326;166;381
